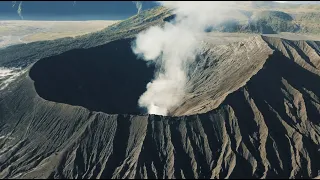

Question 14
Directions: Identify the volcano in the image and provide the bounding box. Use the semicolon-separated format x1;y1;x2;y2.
0;6;320;179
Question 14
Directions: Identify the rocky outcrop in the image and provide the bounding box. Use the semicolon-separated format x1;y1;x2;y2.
0;35;319;179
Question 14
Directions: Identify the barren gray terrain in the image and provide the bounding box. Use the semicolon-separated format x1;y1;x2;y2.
0;20;117;48
0;6;320;179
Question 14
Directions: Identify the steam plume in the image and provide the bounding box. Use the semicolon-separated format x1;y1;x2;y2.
132;1;143;14
11;1;23;19
132;1;236;116
17;1;23;20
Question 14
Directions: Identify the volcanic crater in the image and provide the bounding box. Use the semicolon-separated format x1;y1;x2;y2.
29;38;155;115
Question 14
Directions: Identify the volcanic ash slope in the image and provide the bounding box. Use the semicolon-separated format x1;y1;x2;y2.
0;35;320;179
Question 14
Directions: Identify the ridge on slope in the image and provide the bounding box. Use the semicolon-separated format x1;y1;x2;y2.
171;35;320;116
0;35;319;179
170;35;273;116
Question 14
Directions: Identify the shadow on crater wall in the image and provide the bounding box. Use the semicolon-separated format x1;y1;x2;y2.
29;38;155;115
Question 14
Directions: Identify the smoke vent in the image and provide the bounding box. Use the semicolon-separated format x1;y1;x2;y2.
29;39;155;115
163;14;177;23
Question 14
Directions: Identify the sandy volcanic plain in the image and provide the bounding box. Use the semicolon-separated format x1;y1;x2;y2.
0;20;118;48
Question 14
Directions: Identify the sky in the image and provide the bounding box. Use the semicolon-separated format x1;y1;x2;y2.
0;1;158;20
2;1;320;21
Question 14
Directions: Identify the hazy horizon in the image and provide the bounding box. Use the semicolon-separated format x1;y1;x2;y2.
0;1;158;21
0;14;127;21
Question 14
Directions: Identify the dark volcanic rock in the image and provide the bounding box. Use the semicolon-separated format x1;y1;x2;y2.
29;38;154;115
0;35;320;179
0;7;320;180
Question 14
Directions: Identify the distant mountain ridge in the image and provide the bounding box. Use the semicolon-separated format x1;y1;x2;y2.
0;6;320;179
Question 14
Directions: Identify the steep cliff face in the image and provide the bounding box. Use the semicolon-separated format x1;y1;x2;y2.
0;34;319;179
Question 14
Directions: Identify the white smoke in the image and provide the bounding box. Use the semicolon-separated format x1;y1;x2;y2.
17;1;23;20
11;1;23;19
0;67;23;91
12;1;16;7
132;1;237;116
132;1;143;14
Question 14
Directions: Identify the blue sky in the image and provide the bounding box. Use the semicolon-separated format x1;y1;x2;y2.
0;1;158;20
2;1;320;21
